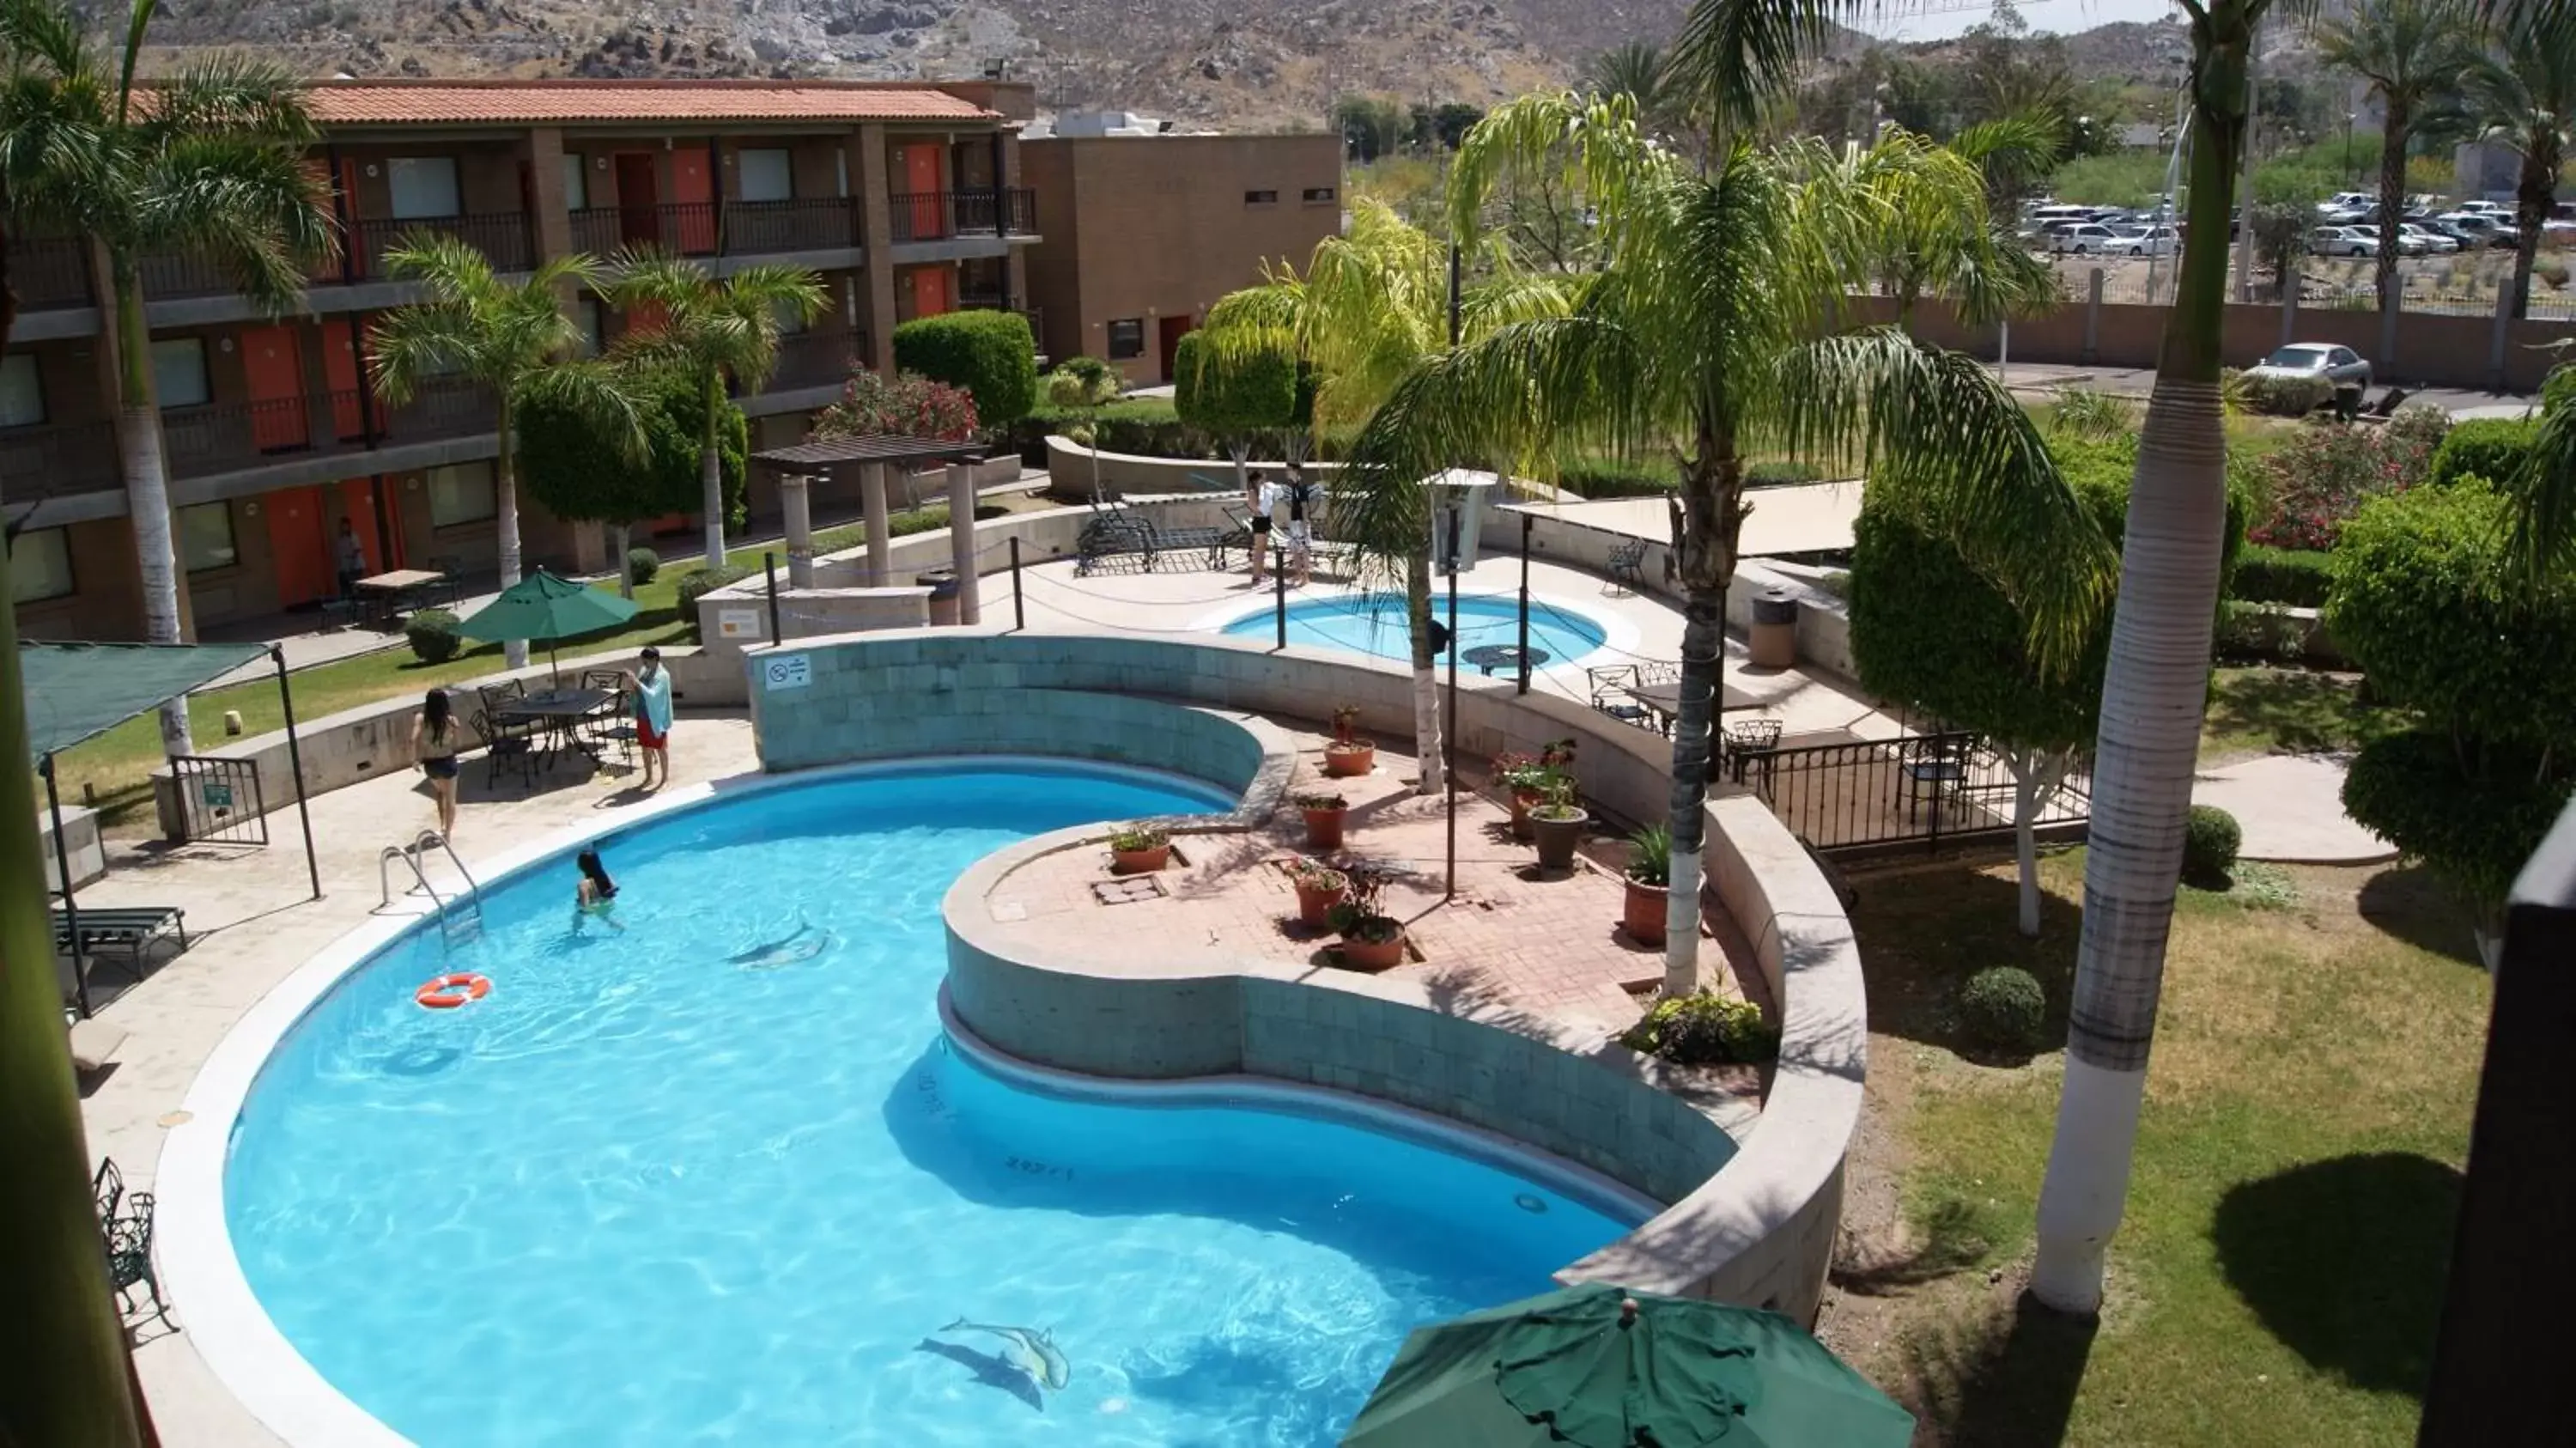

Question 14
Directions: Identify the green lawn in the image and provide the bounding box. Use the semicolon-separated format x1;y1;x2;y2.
1832;849;2488;1446
2201;666;2408;761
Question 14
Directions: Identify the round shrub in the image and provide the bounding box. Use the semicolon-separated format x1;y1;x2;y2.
2428;417;2536;490
2184;804;2242;883
892;310;1037;428
2343;728;2576;906
2229;545;2334;607
1959;967;2048;1050
404;607;461;664
626;546;660;587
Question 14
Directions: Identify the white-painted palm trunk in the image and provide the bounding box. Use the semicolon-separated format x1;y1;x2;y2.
2032;376;2231;1313
2007;746;2074;940
494;400;529;671
701;369;729;571
611;521;635;599
106;272;192;757
1662;589;1727;996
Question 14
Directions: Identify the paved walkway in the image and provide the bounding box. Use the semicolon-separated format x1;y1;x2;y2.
1991;361;2532;416
2193;752;2396;864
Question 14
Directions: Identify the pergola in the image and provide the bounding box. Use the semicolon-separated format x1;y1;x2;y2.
750;435;993;622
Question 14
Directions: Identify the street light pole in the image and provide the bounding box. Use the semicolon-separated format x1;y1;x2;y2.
2344;112;2356;185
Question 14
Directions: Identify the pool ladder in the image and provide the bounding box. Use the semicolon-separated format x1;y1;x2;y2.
379;830;483;949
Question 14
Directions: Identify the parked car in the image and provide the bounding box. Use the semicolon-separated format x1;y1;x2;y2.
2399;222;2459;254
2439;211;2519;247
2119;224;2179;256
2310;226;2379;258
2246;343;2373;402
2047;222;2124;256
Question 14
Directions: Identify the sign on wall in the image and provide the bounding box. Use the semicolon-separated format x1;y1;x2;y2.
762;654;812;691
718;608;762;641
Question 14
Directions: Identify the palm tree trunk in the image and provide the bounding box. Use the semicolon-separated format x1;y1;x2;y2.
611;520;634;600
2032;12;2248;1313
1406;549;1443;795
2012;751;2047;939
700;368;728;571
0;579;149;1447
494;394;529;670
105;261;193;756
2512;144;2553;321
1662;449;1746;995
2372;105;2408;369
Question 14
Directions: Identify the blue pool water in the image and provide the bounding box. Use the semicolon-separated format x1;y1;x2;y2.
1223;593;1611;667
226;761;1640;1447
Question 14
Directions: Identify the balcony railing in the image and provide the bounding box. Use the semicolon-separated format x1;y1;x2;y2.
162;396;342;479
890;188;1038;244
762;329;868;392
14;236;92;310
572;198;865;259
0;418;119;502
335;212;536;282
723;198;860;255
381;376;495;445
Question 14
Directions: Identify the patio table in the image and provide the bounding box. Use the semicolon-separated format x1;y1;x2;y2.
495;688;614;768
1629;678;1763;735
352;569;448;630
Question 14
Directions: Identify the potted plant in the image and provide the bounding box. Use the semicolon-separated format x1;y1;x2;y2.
1623;823;1671;946
1326;863;1406;970
1285;857;1349;927
1109;826;1172;873
1528;774;1588;873
1293;792;1349;850
1495;739;1577;840
1324;705;1374;776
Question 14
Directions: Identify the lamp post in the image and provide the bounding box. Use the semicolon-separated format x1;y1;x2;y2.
2344;111;2357;185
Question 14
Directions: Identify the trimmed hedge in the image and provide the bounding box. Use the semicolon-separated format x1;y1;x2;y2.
2343;730;2576;906
1959;966;2048;1050
404;607;461;663
2184;804;2242;884
2428;417;2535;490
892;311;1037;427
2230;545;2333;606
676;564;755;638
626;547;660;587
1562;460;1674;498
2233;368;2336;417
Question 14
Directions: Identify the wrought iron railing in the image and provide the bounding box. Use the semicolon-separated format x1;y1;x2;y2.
1735;729;2092;855
338;212;536;281
890;187;1037;242
722;198;860;254
0;418;119;502
13;235;91;309
761;329;866;392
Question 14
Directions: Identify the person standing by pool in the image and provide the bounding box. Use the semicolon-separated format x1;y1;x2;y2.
335;517;368;602
574;848;626;933
411;689;461;841
1243;468;1273;583
622;647;674;791
1279;465;1319;588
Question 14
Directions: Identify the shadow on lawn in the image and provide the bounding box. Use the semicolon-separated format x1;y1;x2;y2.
1903;1291;2098;1448
2354;865;2486;968
2213;1151;2460;1398
1843;857;2081;1066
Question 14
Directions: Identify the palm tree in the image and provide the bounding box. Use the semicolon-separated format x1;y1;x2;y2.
370;237;645;667
1854;124;2059;325
2313;0;2483;362
1586;40;1683;135
1200;199;1564;792
0;0;335;757
604;249;826;573
2465;5;2576;317
1356;91;2109;993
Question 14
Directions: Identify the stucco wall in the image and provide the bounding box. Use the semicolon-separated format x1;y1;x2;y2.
1044;436;1352;499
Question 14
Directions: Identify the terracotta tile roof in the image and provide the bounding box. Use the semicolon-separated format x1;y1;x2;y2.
304;81;993;127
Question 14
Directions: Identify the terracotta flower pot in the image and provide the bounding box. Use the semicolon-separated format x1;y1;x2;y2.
1339;930;1406;971
1510;790;1541;842
1294;879;1348;927
1112;843;1172;873
1325;742;1375;777
1303;806;1346;851
1623;876;1668;946
1531;810;1587;873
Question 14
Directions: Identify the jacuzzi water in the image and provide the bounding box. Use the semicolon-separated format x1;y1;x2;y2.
225;761;1641;1447
1222;593;1611;668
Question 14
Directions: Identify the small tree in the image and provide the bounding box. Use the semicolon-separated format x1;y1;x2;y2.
811;368;979;441
1044;356;1122;502
518;368;745;598
1171;330;1297;496
892;310;1036;430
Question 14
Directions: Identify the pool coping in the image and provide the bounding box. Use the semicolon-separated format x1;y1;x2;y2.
151;753;1254;1448
1186;582;1643;676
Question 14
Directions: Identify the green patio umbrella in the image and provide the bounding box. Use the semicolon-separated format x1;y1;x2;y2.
455;569;639;684
1342;1282;1914;1448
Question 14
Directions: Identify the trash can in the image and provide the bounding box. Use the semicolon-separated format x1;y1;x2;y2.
1750;585;1799;669
919;569;961;627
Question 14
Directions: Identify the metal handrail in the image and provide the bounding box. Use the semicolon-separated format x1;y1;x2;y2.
379;843;445;915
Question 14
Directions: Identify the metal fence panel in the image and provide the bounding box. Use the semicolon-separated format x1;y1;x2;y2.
166;756;268;847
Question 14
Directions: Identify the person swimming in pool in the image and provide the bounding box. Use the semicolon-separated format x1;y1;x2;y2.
574;848;626;934
730;916;830;969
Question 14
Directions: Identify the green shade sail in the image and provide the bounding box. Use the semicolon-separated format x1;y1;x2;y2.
454;569;638;645
1342;1283;1914;1448
16;640;270;760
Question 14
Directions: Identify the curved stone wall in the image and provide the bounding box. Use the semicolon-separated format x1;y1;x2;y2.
746;624;1868;1323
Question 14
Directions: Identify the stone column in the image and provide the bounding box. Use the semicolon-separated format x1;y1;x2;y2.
521;126;575;269
2490;282;2513;392
945;462;980;625
863;461;893;587
782;472;816;589
848;125;899;375
2081;267;2104;366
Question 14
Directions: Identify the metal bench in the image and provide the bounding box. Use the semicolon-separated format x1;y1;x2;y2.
54;906;189;980
1073;509;1230;575
1606;537;1649;594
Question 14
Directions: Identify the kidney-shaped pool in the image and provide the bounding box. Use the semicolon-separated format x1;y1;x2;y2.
216;760;1644;1446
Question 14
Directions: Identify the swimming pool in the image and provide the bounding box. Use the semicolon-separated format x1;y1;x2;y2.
1220;592;1613;669
216;761;1642;1446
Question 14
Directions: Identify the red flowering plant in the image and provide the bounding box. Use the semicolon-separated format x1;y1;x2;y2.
811;368;980;442
2250;406;2447;551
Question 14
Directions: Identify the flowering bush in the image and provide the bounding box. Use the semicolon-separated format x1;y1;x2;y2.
810;368;980;442
2249;406;2447;551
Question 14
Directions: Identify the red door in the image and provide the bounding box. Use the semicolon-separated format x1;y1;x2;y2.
903;143;945;239
337;158;366;279
337;479;386;575
321;318;374;441
240;324;308;453
264;485;331;606
616;154;660;249
671;146;715;255
909;265;951;319
1157;315;1194;384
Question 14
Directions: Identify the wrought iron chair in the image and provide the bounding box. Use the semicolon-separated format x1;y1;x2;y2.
93;1157;167;1329
1605;537;1649;595
1720;718;1784;783
1585;665;1654;729
471;708;539;789
578;670;636;767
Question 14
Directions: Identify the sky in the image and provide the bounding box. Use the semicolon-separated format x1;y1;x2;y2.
1854;0;2183;44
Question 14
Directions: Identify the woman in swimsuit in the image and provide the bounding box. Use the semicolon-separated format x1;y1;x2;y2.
574;848;627;933
412;689;461;840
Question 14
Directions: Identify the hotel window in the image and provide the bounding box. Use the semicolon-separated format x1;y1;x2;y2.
9;526;72;604
1106;319;1145;360
562;153;589;211
178;502;238;573
387;156;463;220
428;460;497;527
1243;189;1279;206
1303;186;1338;204
0;352;43;428
738;149;793;204
151;338;210;408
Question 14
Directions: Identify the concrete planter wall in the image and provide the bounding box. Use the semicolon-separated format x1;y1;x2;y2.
1043;435;1351;499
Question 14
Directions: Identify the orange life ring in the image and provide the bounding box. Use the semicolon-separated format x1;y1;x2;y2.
415;973;491;1010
